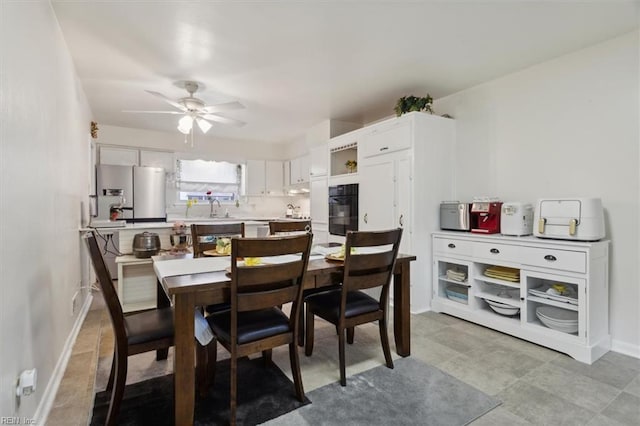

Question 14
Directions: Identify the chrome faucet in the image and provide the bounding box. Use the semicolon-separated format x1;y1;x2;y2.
209;198;221;217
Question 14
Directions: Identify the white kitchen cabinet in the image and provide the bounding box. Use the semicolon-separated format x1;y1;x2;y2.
265;160;284;195
99;146;139;166
283;160;291;187
309;145;328;177
290;155;310;184
431;232;610;364
140;150;175;172
246;160;284;196
357;112;455;312
310;176;328;223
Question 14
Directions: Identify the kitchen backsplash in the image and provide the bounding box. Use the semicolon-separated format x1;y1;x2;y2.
166;195;310;219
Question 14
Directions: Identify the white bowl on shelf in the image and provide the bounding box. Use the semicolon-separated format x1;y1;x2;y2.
485;299;520;316
536;306;578;333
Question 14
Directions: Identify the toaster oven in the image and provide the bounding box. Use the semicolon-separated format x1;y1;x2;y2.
440;202;471;231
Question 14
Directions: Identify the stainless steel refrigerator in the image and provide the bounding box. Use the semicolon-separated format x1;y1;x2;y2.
96;165;166;222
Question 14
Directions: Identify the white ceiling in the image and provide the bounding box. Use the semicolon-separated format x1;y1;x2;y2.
52;1;638;145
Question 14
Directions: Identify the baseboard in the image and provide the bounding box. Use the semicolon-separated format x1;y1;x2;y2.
32;293;93;425
611;339;640;359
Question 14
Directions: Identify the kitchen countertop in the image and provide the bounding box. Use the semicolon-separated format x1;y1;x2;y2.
80;216;311;231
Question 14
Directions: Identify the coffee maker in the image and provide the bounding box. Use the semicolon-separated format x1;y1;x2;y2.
471;199;503;234
96;189;124;219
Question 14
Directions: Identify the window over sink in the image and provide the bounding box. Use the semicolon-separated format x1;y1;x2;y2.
176;159;243;202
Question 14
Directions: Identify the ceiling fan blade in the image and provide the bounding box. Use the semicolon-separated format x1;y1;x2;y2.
145;90;187;111
202;114;245;127
201;101;245;113
195;117;212;133
122;110;183;114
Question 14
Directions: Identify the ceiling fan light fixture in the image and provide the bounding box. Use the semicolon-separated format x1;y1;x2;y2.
196;118;212;133
177;115;194;134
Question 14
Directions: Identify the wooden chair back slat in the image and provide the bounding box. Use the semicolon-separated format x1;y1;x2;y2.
237;286;299;312
345;251;396;273
235;261;306;288
269;220;312;235
191;223;245;257
344;271;391;292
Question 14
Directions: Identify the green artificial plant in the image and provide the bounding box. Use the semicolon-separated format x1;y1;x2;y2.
394;95;434;117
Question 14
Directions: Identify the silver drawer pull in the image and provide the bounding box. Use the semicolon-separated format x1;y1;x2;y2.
544;254;557;261
490;248;500;254
379;146;389;151
447;243;456;249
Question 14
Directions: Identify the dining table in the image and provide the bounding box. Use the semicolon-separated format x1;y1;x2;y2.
153;249;416;426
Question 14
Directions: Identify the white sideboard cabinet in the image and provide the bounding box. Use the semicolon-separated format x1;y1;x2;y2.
431;232;610;364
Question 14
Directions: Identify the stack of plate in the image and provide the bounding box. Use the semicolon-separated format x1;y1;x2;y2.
536;306;578;333
484;266;520;282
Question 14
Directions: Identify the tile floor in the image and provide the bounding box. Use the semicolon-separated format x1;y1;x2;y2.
48;294;640;425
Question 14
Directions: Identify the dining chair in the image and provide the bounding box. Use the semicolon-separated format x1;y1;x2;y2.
201;233;313;425
84;231;175;426
191;223;245;257
268;220;317;345
304;228;403;386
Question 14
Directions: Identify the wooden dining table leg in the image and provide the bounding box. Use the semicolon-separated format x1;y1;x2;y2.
174;292;196;426
156;279;170;360
393;262;411;357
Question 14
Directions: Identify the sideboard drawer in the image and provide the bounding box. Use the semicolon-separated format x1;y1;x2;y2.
520;246;587;273
473;242;520;264
433;237;474;257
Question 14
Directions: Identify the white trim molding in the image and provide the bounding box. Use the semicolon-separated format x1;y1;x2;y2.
611;339;640;360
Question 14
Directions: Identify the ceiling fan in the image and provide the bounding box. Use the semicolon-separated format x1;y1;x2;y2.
124;80;245;135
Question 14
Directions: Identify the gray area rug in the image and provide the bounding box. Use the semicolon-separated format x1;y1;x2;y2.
263;357;501;426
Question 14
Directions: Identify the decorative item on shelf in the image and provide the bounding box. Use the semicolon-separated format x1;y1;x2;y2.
345;160;357;173
394;95;433;117
90;121;99;139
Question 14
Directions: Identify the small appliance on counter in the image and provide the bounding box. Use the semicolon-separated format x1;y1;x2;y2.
471;198;502;234
439;201;472;231
501;202;534;236
132;232;161;258
533;198;605;241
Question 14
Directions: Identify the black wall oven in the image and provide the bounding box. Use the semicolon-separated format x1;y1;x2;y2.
328;184;358;236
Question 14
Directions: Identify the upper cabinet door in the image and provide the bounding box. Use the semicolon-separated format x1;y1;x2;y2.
99;146;139;166
246;160;284;196
265;160;284;195
290;155;310;184
309;145;328;177
361;120;411;159
246;159;266;196
140;150;175;172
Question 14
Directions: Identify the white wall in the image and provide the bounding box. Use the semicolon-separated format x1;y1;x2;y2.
0;1;93;421
434;31;640;353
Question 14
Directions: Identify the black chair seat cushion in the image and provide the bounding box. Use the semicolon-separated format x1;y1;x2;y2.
205;302;231;315
207;308;291;345
125;307;174;346
306;289;379;322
